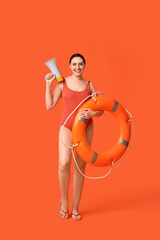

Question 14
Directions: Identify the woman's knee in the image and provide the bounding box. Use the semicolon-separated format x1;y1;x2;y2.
59;160;71;172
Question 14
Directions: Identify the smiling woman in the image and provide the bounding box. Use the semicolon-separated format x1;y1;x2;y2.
45;53;103;220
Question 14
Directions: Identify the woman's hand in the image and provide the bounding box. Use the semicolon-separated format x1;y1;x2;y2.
45;73;56;84
79;108;104;119
79;108;95;119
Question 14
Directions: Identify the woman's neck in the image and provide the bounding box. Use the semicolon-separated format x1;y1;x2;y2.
70;74;83;81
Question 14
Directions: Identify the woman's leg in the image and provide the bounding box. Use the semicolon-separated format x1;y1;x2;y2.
58;126;72;217
72;123;93;219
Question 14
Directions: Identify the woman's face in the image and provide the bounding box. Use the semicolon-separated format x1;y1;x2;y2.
69;57;85;76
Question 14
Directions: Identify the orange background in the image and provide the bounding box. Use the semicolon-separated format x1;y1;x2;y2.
1;0;160;239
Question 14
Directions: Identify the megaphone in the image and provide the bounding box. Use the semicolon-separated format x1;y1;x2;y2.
44;57;64;82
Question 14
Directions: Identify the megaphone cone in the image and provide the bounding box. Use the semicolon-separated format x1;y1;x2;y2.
44;57;64;82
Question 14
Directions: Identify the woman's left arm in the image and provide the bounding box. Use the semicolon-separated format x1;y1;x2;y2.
79;82;104;119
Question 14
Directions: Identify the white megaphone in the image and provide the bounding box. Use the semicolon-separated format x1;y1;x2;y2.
44;57;64;82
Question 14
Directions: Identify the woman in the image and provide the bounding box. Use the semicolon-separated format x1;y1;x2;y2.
45;53;103;220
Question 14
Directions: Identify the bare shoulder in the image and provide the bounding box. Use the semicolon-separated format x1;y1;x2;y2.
65;76;71;81
64;76;72;85
89;81;97;93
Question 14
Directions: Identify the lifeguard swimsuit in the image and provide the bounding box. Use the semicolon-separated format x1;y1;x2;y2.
60;78;93;131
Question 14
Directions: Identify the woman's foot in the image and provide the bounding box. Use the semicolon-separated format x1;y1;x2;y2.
72;212;82;221
72;206;82;220
59;199;69;219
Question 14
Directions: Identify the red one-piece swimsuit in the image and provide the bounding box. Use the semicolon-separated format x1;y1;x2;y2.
60;78;93;131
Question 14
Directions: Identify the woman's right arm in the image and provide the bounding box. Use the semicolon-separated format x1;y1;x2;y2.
45;73;63;110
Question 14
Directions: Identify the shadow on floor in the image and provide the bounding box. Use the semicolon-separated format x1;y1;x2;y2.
82;187;160;215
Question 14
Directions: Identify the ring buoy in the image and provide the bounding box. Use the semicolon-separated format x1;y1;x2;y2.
72;96;131;167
